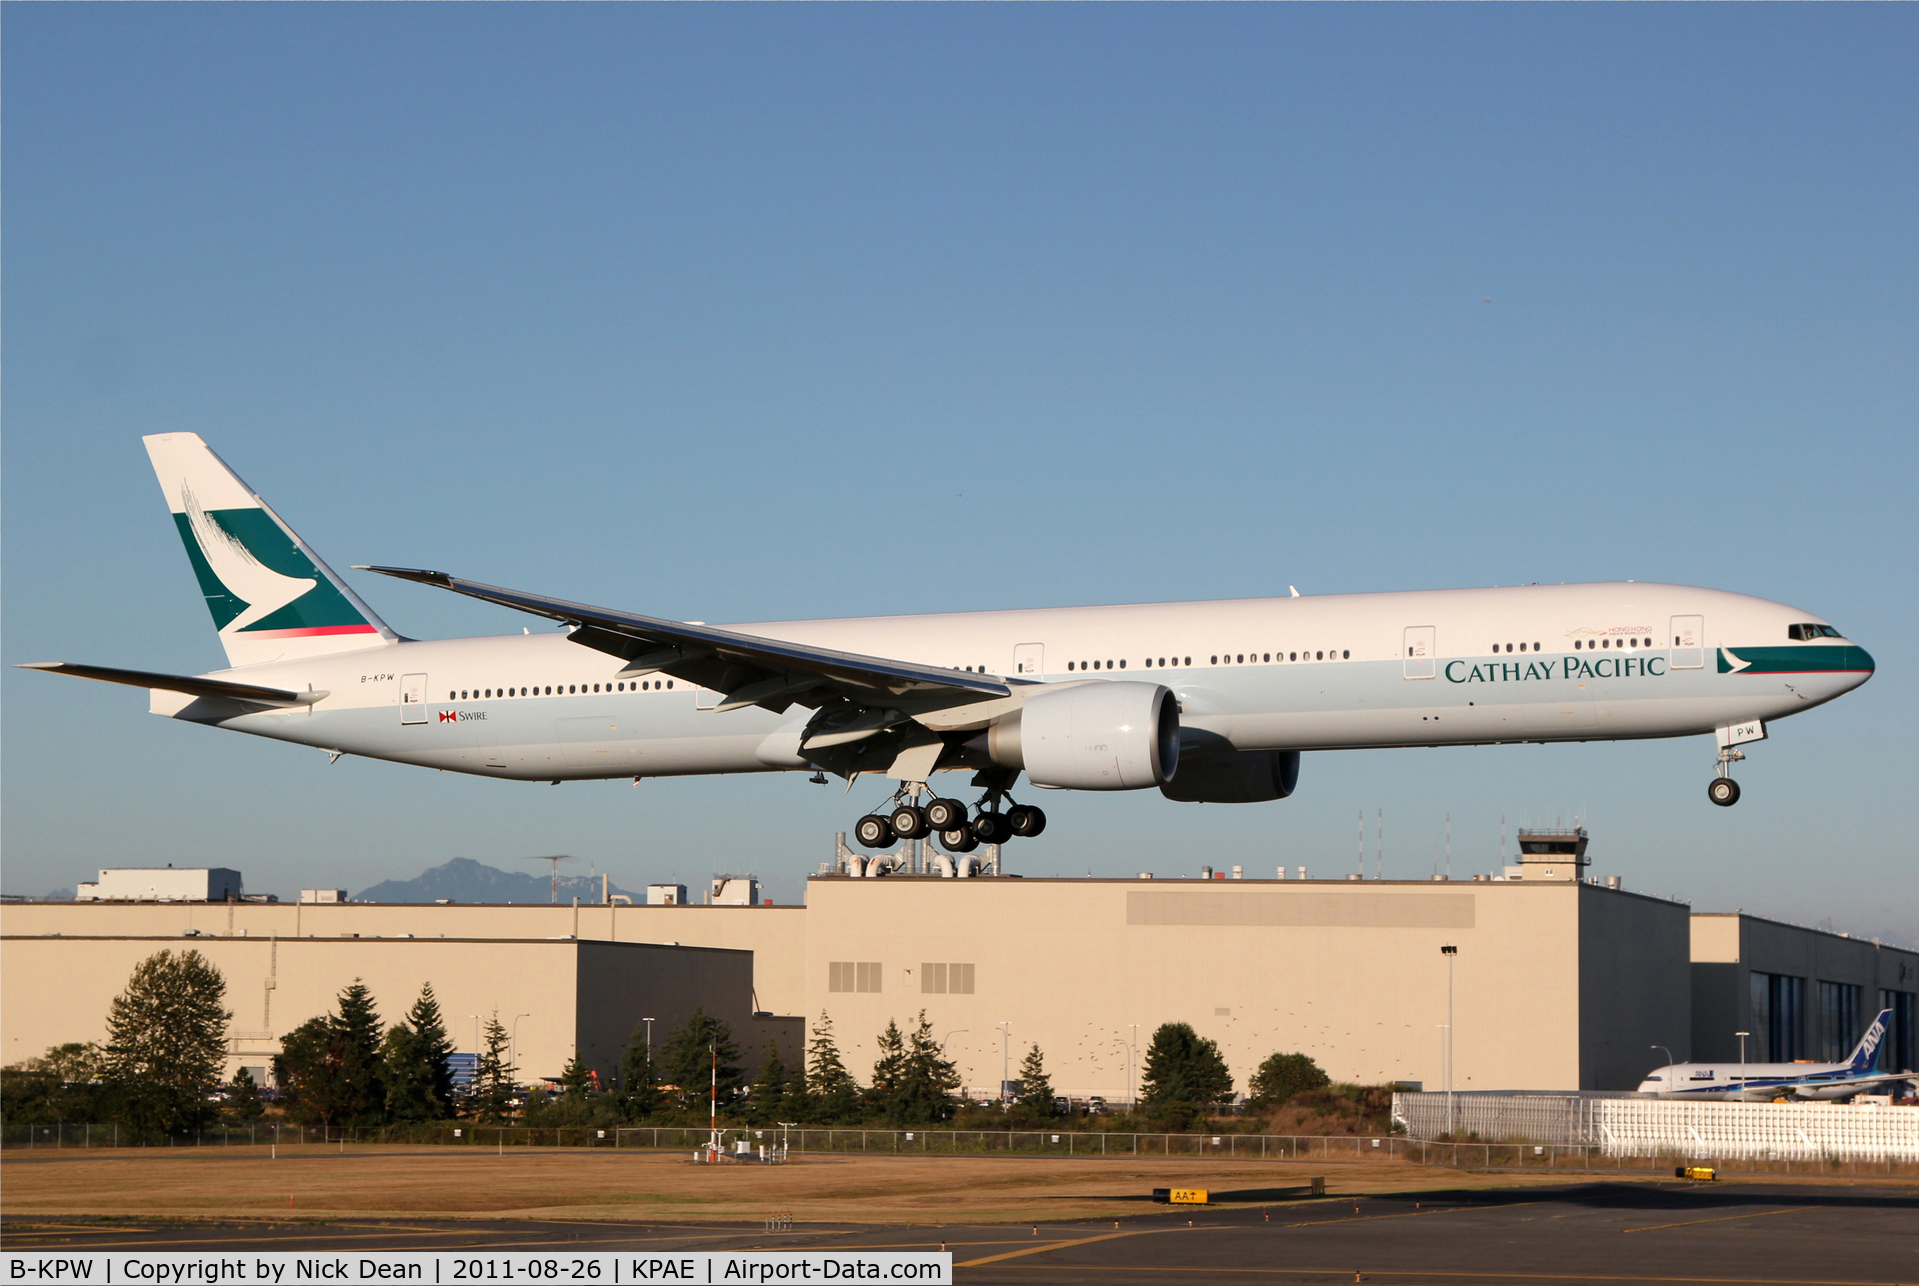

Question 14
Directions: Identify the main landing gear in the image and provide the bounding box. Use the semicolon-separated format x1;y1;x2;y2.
853;780;1046;853
1709;747;1744;807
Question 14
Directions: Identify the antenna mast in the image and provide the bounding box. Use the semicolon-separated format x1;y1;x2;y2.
524;854;575;904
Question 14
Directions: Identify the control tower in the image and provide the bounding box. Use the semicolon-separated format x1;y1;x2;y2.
1504;826;1590;881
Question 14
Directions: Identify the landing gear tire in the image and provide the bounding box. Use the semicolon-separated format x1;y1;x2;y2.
924;797;969;830
1007;805;1047;838
855;814;897;847
1708;778;1741;807
973;812;1014;845
937;827;979;854
890;805;930;840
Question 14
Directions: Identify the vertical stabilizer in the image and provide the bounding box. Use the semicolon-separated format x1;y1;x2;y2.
143;433;395;667
1847;1009;1892;1074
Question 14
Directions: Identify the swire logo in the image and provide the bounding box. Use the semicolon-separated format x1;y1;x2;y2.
439;710;487;723
439;711;457;722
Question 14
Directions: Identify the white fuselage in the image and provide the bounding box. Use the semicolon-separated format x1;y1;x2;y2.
156;581;1872;783
1637;1060;1906;1101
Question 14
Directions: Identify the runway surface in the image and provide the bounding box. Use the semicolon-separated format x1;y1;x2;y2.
5;1180;1913;1284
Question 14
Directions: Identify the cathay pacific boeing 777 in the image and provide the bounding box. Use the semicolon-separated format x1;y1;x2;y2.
21;435;1875;854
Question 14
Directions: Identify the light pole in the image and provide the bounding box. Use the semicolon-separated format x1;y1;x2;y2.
1128;1024;1140;1111
997;1021;1013;1104
511;1013;533;1077
1651;1044;1674;1071
643;1017;655;1066
1736;1030;1750;1098
1441;945;1458;1137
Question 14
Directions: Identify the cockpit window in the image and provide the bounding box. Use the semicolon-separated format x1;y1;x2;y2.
1788;623;1843;640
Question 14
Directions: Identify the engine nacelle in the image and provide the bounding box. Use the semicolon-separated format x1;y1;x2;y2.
1159;749;1300;804
980;681;1179;790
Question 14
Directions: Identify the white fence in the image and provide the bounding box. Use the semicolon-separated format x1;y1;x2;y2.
1595;1099;1919;1163
1392;1092;1919;1163
1391;1093;1622;1145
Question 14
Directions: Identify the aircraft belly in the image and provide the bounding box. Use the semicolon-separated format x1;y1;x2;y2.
204;699;779;781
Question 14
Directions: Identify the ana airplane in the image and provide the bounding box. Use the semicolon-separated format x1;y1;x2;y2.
22;434;1876;855
1637;1010;1912;1101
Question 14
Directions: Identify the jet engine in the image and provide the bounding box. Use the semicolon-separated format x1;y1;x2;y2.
976;681;1179;790
1158;749;1300;804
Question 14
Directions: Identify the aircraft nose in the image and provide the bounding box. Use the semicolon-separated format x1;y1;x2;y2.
1846;645;1875;689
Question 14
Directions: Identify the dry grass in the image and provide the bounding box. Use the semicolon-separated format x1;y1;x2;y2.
1;1144;1568;1225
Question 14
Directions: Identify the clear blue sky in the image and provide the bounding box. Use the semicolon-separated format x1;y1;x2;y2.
4;6;1913;941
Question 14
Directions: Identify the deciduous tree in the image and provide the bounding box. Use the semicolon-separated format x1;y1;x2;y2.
103;949;231;1138
1248;1052;1329;1109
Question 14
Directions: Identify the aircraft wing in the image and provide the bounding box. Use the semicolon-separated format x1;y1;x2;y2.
355;566;1016;720
16;661;326;708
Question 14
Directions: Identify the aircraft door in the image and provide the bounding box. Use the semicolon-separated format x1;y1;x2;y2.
1403;627;1436;679
400;673;428;724
1671;616;1705;669
1012;643;1045;678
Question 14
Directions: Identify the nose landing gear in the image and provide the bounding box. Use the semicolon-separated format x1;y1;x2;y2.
1709;747;1744;807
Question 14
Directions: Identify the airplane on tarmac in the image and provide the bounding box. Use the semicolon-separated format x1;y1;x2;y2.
1637;1010;1913;1101
20;434;1876;856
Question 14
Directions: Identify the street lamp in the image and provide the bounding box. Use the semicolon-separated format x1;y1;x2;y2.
643;1017;655;1065
1651;1044;1674;1070
1735;1031;1750;1098
511;1013;533;1075
1127;1024;1140;1111
1440;945;1458;1137
997;1022;1014;1104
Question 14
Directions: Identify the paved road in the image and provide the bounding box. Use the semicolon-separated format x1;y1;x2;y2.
5;1181;1914;1284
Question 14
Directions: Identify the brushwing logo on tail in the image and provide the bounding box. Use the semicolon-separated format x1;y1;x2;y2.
181;484;317;632
171;483;375;639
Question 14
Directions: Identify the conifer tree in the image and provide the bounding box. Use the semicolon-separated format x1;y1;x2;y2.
332;980;388;1126
558;1053;594;1098
103;949;231;1138
867;1019;908;1118
1140;1022;1233;1126
617;1021;660;1121
472;1012;517;1124
382;984;456;1122
803;1011;860;1123
896;1011;962;1123
748;1044;787;1124
227;1065;267;1121
1016;1043;1056;1117
660;1008;742;1110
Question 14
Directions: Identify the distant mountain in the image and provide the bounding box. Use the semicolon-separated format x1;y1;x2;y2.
354;857;642;905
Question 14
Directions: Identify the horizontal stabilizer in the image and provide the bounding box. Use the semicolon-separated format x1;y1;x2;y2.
17;661;326;708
